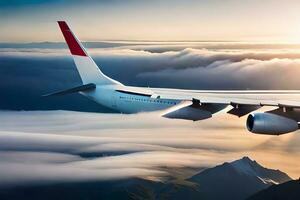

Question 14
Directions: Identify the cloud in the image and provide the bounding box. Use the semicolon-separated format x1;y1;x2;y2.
0;152;166;187
2;43;300;111
1;43;300;186
138;57;300;89
0;110;299;188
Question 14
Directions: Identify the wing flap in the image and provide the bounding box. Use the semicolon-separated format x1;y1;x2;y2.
162;101;212;121
227;103;261;117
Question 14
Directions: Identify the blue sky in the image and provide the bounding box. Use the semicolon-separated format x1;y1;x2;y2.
1;0;300;42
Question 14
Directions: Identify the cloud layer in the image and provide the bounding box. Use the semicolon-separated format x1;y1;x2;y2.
0;110;299;188
2;42;300;111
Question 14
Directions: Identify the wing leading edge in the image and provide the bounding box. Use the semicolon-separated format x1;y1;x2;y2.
149;87;300;119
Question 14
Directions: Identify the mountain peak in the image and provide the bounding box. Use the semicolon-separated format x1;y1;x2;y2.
188;156;291;200
231;157;259;174
241;156;254;162
229;157;291;185
234;156;256;164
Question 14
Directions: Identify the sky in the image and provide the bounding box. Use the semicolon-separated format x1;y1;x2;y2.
1;0;300;42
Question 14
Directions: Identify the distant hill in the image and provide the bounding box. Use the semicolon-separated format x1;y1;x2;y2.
247;179;300;200
0;179;153;200
0;157;292;200
169;156;291;200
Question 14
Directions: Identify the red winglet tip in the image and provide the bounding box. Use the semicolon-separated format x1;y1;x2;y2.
58;21;87;56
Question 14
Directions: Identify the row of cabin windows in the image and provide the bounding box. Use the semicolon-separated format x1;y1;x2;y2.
119;96;176;105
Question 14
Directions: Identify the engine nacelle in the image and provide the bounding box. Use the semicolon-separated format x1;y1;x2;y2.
246;113;298;135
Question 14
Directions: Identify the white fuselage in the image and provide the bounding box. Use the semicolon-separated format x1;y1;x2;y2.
81;85;180;113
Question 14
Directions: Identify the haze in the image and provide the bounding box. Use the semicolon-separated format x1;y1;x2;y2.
1;0;300;42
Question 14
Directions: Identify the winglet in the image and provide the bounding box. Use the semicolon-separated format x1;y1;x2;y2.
56;21;122;85
57;21;87;56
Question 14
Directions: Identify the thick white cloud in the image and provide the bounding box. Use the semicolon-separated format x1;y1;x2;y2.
3;44;300;89
0;110;299;188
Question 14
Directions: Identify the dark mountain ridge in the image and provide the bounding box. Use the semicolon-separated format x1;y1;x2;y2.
247;179;300;200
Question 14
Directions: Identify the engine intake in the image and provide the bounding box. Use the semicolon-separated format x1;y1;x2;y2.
246;113;298;135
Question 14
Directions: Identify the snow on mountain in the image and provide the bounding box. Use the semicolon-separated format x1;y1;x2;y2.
231;156;291;185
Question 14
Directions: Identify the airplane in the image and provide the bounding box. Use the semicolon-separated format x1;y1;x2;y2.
44;21;300;135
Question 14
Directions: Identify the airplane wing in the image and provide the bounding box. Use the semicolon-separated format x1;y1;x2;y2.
148;87;300;121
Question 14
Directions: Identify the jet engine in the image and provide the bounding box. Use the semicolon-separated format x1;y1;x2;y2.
246;112;299;135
